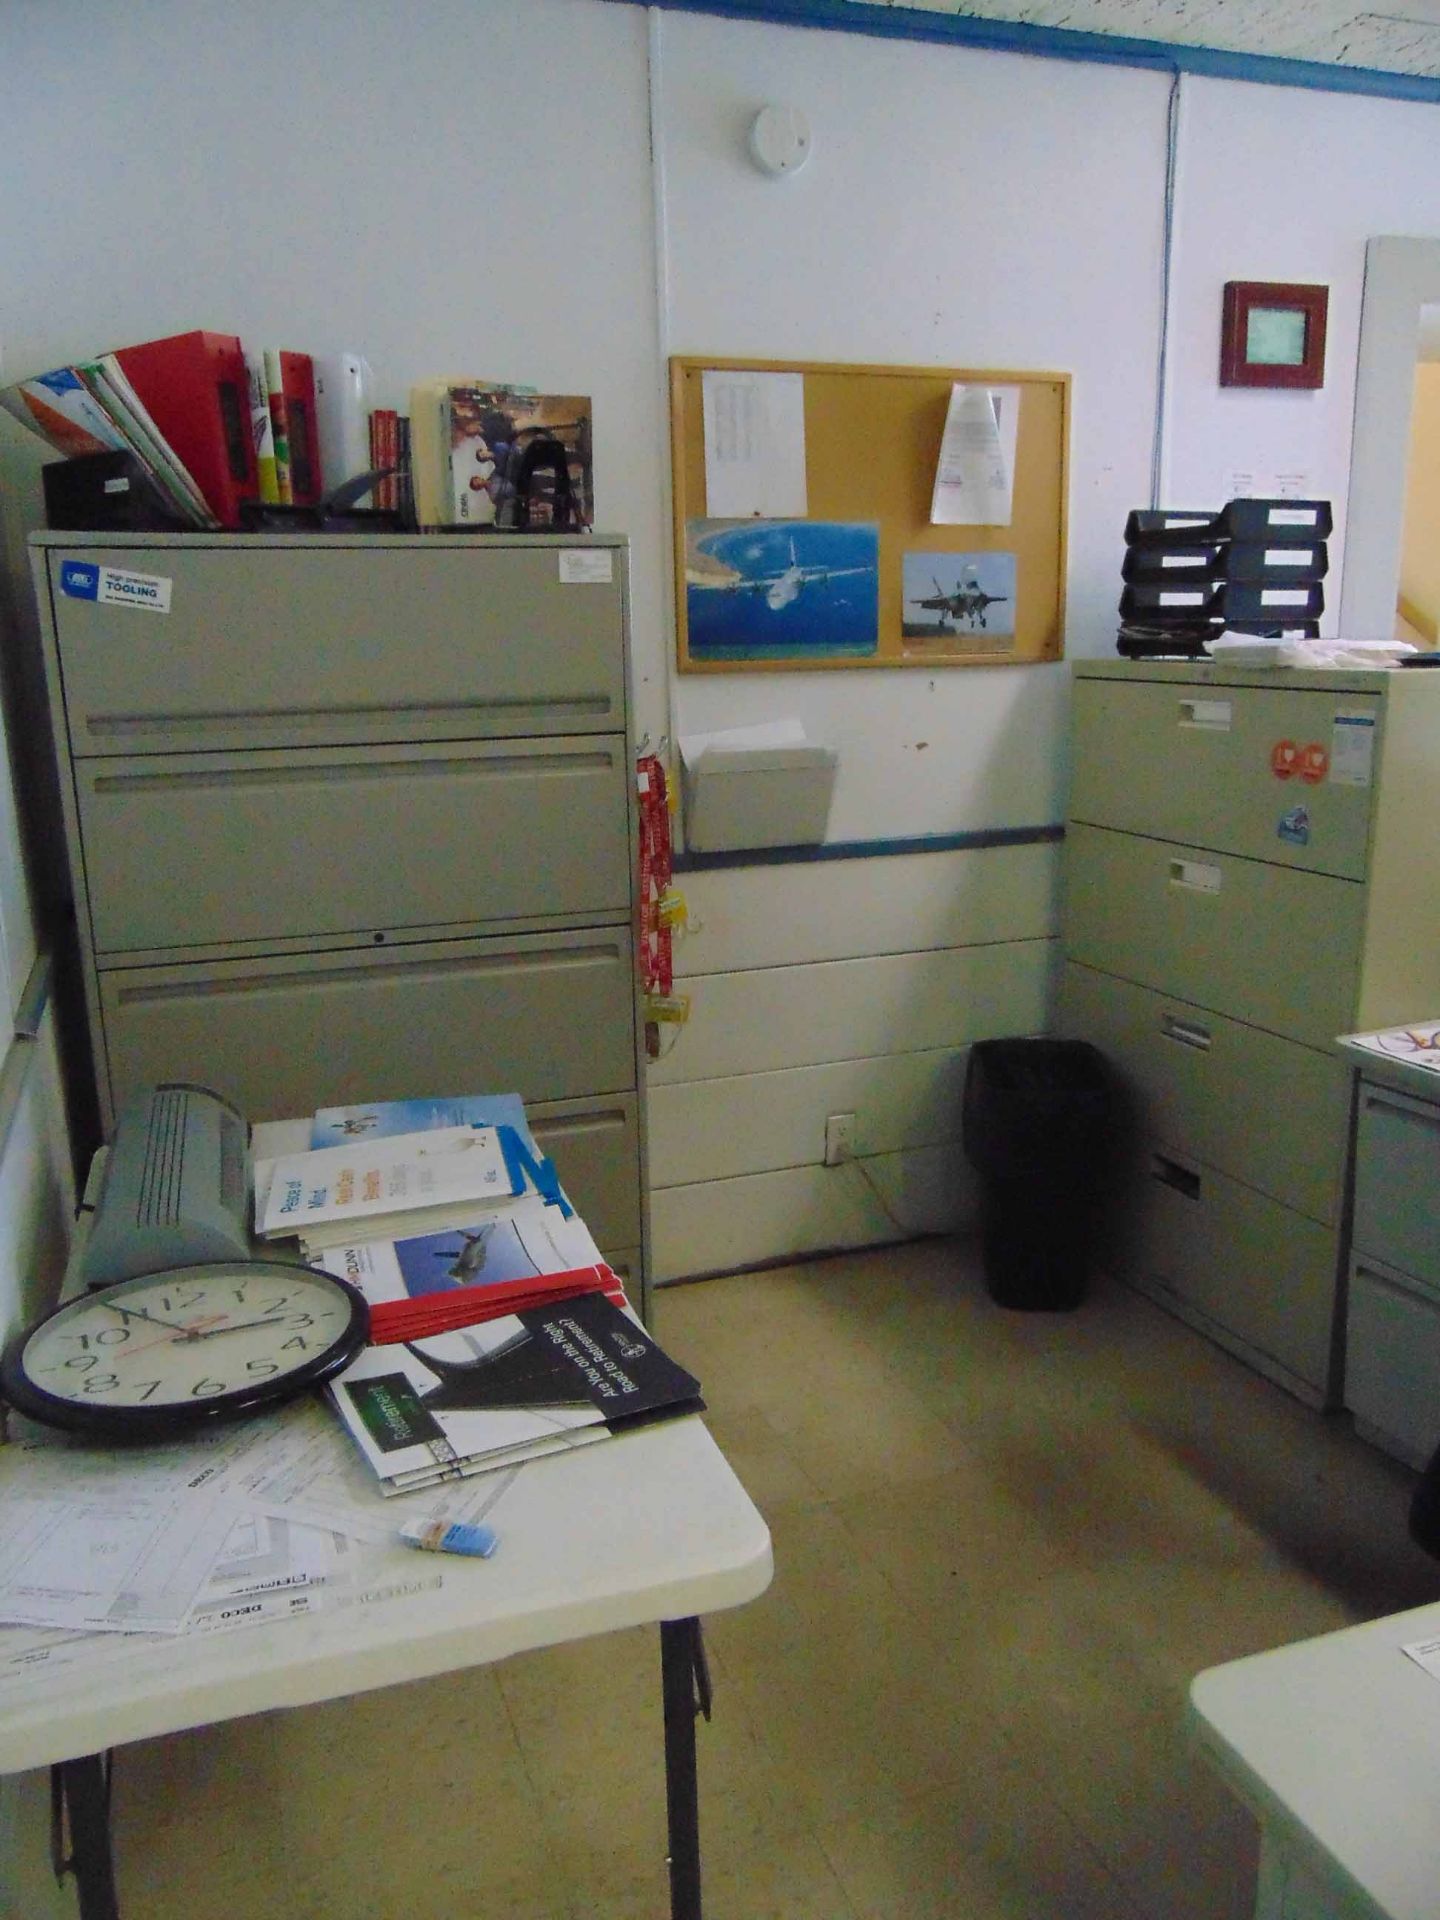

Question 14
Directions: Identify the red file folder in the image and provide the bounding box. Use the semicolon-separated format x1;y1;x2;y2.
109;331;257;528
275;351;323;505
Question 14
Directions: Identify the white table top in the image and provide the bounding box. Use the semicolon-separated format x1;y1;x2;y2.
0;1117;772;1774
1190;1600;1440;1920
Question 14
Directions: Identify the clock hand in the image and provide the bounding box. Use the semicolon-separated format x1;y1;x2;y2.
186;1314;293;1339
103;1302;195;1335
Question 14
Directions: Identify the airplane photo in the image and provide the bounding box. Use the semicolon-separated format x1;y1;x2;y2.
721;536;874;612
909;569;1010;631
901;550;1017;643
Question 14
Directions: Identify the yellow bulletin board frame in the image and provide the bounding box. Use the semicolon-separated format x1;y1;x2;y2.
670;355;1070;672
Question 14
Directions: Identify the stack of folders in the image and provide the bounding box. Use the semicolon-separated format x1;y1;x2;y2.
1118;499;1332;658
256;1097;702;1495
2;332;339;529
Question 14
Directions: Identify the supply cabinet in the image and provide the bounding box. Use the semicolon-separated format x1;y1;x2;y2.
1060;658;1440;1406
30;532;651;1306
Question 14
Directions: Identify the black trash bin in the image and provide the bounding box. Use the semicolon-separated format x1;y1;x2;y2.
961;1037;1113;1311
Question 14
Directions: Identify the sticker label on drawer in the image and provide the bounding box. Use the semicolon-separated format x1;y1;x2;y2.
1298;741;1329;784
559;550;613;585
1270;506;1318;527
1331;710;1376;787
1261;588;1312;607
1161;554;1205;568
1265;547;1313;567
58;561;171;613
1168;858;1221;893
1159;590;1205;606
1277;804;1310;846
1271;738;1299;779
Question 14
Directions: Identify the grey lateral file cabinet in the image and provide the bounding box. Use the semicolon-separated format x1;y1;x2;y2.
1336;1041;1440;1467
30;532;651;1311
1059;657;1440;1407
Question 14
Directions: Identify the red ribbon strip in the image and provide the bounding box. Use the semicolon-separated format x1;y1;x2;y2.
366;1264;627;1345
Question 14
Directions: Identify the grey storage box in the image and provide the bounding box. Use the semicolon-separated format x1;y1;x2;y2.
681;741;837;852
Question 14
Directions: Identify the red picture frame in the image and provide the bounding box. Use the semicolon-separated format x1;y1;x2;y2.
1220;282;1329;389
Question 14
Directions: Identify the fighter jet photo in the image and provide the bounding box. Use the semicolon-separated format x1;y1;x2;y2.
909;570;1010;632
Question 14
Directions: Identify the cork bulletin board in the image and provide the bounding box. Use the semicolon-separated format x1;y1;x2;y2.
670;355;1070;673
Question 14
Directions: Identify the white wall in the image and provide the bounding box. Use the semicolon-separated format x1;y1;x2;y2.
3;0;1440;1283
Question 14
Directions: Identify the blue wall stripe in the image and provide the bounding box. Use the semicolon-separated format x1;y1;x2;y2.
636;0;1440;104
675;822;1064;870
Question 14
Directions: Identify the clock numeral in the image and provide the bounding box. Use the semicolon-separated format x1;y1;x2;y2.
281;1337;311;1353
61;1355;98;1373
259;1297;293;1314
81;1374;121;1395
246;1360;279;1377
93;1325;131;1346
190;1377;228;1397
287;1313;315;1330
130;1381;162;1401
161;1291;203;1313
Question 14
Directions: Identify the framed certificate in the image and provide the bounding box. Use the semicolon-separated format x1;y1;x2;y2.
1220;282;1329;388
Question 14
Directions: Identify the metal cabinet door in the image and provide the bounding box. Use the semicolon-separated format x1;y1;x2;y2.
76;736;631;952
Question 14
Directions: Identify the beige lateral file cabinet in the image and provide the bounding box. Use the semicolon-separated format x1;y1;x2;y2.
1060;658;1440;1406
30;532;651;1307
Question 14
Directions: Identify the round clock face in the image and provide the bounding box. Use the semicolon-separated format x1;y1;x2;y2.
0;1261;369;1439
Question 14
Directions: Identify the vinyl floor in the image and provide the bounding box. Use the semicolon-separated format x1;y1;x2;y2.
98;1239;1440;1917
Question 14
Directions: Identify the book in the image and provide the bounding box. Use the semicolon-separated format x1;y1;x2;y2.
369;406;398;511
327;1285;702;1493
263;348;293;504
310;1092;539;1156
82;357;217;526
255;1124;530;1249
246;352;279;503
0;365;128;458
405;377;537;528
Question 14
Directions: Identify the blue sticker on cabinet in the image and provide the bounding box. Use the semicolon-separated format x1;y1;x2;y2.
1278;805;1311;846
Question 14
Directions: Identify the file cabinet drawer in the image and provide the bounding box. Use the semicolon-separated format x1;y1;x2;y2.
98;927;638;1123
1070;677;1377;878
1064;823;1363;1049
529;1091;645;1253
1345;1254;1440;1469
1057;962;1346;1223
1108;1139;1339;1399
1353;1081;1440;1291
76;737;631;952
47;541;626;753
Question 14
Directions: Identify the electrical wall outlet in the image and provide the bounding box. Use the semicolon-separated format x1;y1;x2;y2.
824;1111;857;1166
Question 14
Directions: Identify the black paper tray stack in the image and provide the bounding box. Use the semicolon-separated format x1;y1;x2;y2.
1118;499;1331;658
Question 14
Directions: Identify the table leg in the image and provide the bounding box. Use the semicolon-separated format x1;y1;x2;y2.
51;1755;120;1920
661;1616;711;1920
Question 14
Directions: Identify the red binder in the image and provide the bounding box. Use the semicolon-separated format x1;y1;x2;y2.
276;351;323;505
109;331;257;528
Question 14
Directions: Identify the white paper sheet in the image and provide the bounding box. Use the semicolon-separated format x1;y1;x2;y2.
931;384;1018;527
701;370;807;519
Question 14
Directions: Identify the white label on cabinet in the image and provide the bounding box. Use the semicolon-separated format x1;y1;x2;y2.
1331;710;1376;787
1265;548;1312;567
1159;590;1205;606
1178;699;1231;731
1161;554;1205;568
58;561;172;613
559;550;613;585
1168;859;1222;894
1261;589;1311;607
1270;507;1318;527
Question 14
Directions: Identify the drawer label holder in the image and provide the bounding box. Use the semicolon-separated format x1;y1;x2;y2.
59;561;172;614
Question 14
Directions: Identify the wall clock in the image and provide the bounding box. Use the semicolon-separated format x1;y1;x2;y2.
1221;282;1329;389
0;1260;368;1439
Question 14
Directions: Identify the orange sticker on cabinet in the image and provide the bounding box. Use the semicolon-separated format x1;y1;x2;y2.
1270;740;1299;779
1298;741;1329;784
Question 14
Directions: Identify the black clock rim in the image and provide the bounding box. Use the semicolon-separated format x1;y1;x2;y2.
0;1261;370;1441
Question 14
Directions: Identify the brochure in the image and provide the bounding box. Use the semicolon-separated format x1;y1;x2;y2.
255;1124;525;1248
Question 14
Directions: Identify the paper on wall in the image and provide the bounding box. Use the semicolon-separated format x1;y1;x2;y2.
701;370;808;518
931;384;1017;527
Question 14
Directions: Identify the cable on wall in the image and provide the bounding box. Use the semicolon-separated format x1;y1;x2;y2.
1150;62;1183;509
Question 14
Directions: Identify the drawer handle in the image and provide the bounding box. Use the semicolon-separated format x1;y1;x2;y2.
1363;1091;1440;1135
1168;858;1222;895
1151;1154;1201;1201
1161;1014;1211;1051
1177;699;1232;731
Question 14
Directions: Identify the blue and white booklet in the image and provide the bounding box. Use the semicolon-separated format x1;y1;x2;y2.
310;1093;538;1156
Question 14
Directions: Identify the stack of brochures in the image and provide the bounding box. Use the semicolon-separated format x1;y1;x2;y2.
259;1094;702;1495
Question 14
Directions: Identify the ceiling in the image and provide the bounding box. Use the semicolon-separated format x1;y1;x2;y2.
844;0;1440;78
